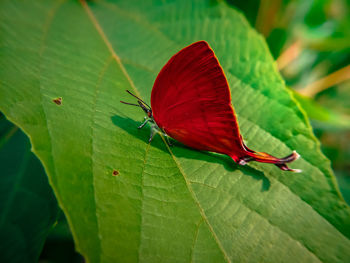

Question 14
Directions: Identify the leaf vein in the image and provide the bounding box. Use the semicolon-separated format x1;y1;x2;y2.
190;218;204;263
161;136;231;263
137;143;152;262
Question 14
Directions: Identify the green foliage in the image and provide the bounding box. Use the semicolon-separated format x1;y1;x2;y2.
292;91;350;129
0;114;58;263
0;0;349;262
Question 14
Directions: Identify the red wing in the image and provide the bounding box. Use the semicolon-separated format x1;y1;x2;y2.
151;41;243;157
150;41;300;172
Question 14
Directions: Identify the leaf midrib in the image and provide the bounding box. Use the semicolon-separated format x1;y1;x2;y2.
80;0;142;99
161;136;232;262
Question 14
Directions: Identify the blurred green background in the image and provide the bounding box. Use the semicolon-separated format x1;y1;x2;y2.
1;0;349;262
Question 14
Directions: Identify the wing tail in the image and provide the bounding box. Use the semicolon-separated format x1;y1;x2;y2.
234;140;301;172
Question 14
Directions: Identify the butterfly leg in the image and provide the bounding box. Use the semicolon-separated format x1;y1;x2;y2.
164;134;173;147
148;126;157;143
138;117;150;129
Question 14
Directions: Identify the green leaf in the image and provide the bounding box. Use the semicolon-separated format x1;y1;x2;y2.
0;0;349;262
0;114;58;263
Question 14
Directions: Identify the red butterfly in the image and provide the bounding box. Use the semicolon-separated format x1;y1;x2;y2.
121;41;301;172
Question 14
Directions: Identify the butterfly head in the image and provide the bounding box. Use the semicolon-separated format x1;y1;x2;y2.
120;90;153;119
137;100;153;118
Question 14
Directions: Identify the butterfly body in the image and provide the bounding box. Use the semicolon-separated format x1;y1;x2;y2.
121;41;300;172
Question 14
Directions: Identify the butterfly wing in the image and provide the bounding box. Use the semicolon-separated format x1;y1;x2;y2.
151;41;244;159
150;41;300;171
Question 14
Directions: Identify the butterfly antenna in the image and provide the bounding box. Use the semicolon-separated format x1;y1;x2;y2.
120;101;140;107
125;90;151;109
